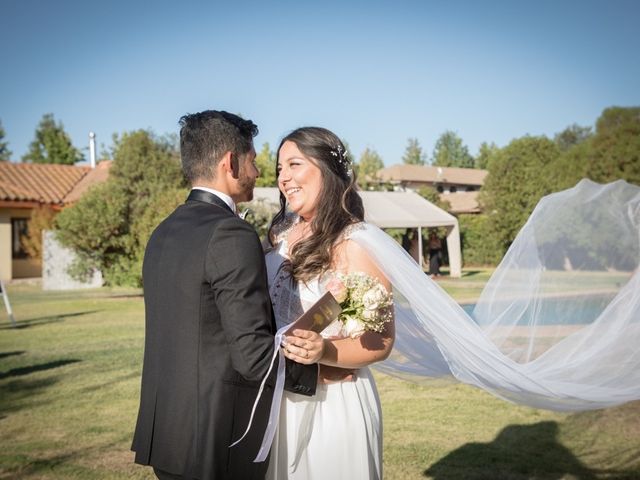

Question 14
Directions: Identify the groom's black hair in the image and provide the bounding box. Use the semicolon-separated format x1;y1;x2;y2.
179;110;258;183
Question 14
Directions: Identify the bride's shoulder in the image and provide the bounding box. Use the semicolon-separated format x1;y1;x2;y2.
333;223;390;288
339;221;368;241
334;221;373;257
333;238;391;290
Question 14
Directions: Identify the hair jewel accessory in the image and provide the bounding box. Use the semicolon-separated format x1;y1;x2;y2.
330;145;352;177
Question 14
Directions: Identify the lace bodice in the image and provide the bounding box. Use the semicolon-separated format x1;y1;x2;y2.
265;214;364;337
265;238;327;330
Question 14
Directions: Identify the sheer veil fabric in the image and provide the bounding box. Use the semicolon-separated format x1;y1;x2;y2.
353;179;640;411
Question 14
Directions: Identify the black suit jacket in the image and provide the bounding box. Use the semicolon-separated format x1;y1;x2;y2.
132;190;317;479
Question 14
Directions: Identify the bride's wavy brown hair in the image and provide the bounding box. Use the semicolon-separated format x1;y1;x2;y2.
268;127;364;283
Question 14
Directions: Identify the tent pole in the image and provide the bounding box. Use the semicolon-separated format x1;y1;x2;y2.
1;280;16;327
418;226;423;270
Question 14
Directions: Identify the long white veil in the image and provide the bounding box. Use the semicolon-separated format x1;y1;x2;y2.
350;179;640;411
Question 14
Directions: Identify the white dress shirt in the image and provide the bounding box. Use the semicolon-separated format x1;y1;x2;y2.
191;186;236;214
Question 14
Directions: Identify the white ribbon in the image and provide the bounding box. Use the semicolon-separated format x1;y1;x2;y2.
229;323;289;462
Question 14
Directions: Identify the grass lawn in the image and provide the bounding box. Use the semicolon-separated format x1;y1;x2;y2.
1;278;639;479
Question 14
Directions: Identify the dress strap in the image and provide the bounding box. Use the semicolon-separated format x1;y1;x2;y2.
339;221;367;242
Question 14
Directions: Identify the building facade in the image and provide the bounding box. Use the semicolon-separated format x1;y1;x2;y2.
376;164;488;214
0;161;111;280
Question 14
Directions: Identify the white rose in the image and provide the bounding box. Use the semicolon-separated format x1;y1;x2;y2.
343;317;366;339
362;308;377;320
362;284;388;311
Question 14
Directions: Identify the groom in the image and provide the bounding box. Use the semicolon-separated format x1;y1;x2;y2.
132;110;322;479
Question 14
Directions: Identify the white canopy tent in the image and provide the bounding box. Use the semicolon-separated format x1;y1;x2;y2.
251;188;462;277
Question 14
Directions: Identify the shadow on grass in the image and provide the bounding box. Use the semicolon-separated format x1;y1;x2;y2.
0;451;77;479
562;401;640;478
0;310;101;330
80;370;140;393
461;270;483;278
0;439;128;479
0;351;25;360
424;421;607;480
0;376;60;414
0;360;82;413
0;359;81;380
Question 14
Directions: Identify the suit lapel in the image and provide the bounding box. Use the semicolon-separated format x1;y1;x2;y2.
186;189;235;215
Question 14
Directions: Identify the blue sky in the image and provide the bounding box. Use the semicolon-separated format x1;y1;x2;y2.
1;0;638;166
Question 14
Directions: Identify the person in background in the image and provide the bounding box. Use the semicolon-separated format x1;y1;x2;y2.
428;230;442;277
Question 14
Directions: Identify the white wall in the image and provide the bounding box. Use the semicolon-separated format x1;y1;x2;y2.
0;212;11;280
42;231;103;290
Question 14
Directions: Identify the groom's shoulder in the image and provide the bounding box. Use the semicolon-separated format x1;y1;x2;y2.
212;215;261;244
148;203;258;245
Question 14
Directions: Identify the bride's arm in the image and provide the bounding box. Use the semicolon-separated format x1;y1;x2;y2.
320;328;394;368
320;240;395;368
313;239;395;369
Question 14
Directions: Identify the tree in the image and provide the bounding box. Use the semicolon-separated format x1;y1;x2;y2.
480;136;562;254
474;142;499;170
20;205;56;259
356;147;384;189
458;214;503;266
22;113;83;165
549;140;590;191
0;119;11;161
554;124;592;151
255;142;277;187
402;138;425;165
586;106;640;185
55;130;187;286
416;185;451;212
550;107;640;190
431;130;474;168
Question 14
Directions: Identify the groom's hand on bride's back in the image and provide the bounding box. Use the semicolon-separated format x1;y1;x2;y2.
282;329;324;364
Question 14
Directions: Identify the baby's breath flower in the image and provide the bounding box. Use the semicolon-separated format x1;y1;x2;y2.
325;271;394;338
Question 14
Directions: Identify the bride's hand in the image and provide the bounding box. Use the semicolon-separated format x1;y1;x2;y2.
282;329;324;364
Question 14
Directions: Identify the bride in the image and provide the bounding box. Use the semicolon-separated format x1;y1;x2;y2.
265;127;390;479
259;126;640;479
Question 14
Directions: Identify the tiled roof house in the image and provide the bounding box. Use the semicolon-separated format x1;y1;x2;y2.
0;161;112;280
376;164;488;214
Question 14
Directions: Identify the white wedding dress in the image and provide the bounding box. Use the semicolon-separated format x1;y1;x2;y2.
255;179;640;477
264;220;383;480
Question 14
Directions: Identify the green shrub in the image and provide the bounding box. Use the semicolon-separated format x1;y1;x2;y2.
458;214;503;266
54;130;186;286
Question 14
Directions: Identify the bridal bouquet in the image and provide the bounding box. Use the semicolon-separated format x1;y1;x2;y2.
325;272;394;338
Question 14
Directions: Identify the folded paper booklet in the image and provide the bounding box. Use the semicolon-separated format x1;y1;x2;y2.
285;291;342;335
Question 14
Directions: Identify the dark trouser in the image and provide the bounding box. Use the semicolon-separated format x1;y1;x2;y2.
154;467;192;480
429;249;441;275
